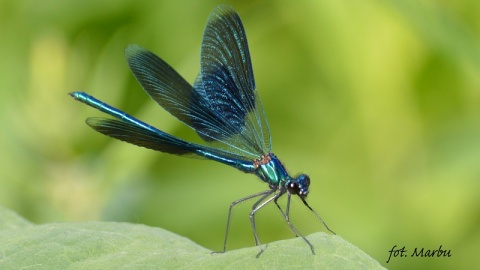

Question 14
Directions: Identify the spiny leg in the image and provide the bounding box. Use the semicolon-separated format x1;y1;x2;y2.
249;191;281;258
212;189;274;254
282;192;315;254
300;197;336;235
273;190;300;237
250;189;277;247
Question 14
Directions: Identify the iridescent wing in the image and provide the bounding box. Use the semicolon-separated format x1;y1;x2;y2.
125;5;271;160
70;91;256;171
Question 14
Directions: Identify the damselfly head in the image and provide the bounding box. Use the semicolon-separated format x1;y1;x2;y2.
287;174;310;197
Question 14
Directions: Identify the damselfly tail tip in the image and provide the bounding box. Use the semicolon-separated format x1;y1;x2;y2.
69;91;81;98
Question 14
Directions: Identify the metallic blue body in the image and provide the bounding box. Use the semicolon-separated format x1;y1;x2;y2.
71;92;256;174
70;5;333;257
254;153;289;186
71;92;293;187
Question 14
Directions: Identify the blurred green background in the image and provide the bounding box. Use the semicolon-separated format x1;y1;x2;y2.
1;0;479;269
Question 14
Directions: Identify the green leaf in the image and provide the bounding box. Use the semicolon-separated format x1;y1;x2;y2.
0;207;384;269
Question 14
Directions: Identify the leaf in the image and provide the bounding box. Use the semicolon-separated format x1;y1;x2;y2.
0;207;384;269
0;206;32;230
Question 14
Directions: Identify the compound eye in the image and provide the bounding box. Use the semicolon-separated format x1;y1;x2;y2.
286;174;311;197
288;182;300;195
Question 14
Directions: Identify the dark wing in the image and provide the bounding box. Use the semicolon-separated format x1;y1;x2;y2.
70;91;254;170
85;117;255;172
86;117;194;155
197;5;271;156
125;5;271;160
